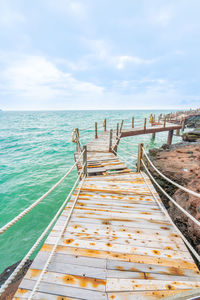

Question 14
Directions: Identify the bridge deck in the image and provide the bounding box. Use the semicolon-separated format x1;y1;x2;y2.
14;132;200;300
121;122;182;138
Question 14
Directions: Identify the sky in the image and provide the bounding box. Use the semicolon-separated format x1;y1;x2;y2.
0;0;200;110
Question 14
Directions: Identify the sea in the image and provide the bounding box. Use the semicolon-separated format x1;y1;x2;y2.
0;110;183;273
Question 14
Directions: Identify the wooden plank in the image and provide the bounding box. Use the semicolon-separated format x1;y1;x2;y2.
106;259;200;279
24;269;106;291
106;278;200;292
68;215;173;231
62;222;184;243
71;192;156;205
45;237;193;261
63;206;168;221
107;290;191;300
14;290;78;299
49;230;186;252
69;199;160;211
40;244;198;270
18;280;107;300
121;124;182;138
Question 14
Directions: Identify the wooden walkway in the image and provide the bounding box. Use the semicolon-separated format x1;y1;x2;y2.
14;131;200;299
121;122;182;138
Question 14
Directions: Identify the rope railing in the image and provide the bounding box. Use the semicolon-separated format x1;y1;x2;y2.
0;165;86;297
142;148;200;199
140;170;200;262
117;145;138;158
0;149;85;235
28;172;86;299
78;125;94;131
141;159;200;228
119;139;138;146
112;148;137;169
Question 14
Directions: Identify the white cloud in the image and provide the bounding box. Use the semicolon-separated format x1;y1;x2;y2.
0;1;25;28
84;39;155;70
47;0;86;19
2;55;103;101
115;55;154;69
149;5;174;27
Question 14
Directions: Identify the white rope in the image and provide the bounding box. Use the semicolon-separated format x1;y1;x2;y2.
120;139;139;146
140;166;200;262
79;131;94;138
0;166;85;296
0;150;85;235
78;125;94;131
141;159;200;226
112;149;137;169
28;174;86;299
143;148;200;199
141;159;200;227
117;146;137;158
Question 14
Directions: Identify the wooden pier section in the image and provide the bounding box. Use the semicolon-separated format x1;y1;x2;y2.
14;120;200;299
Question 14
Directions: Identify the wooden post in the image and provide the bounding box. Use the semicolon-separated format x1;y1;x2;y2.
120;120;124;133
137;143;143;172
109;129;113;152
116;123;119;136
75;128;80;152
167;130;173;145
144;118;147;130
163;117;166;128
95;122;98;139
103;118;107;131
152;132;156;139
176;128;180;136
182;118;186;131
132;117;134;128
83;145;87;176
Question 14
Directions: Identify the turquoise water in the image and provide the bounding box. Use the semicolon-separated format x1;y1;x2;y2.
0;110;182;273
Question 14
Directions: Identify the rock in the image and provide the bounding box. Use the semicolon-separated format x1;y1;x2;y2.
161;143;170;150
185;114;200;128
149;148;160;157
147;142;200;255
182;129;200;142
0;259;32;300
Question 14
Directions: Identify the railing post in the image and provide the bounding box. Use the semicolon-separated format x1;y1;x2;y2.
120;120;124;133
83;145;87;176
132;117;134;128
95;122;98;139
109;129;113;152
163;117;166;128
75;128;80;152
176;128;180;136
103;118;107;131
167;130;173;145
137;143;143;172
182;118;186;131
116;123;119;137
144;118;147;131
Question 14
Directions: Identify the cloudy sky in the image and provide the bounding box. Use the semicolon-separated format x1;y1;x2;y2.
0;0;200;110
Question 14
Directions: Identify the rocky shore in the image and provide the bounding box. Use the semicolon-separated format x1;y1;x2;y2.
148;141;200;260
0;260;32;300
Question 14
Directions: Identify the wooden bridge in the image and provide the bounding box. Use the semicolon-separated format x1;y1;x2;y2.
1;111;200;300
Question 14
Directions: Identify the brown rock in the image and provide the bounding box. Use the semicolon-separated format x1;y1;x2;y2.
147;142;200;256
